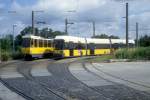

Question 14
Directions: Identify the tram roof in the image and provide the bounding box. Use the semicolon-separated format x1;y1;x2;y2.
55;35;110;44
22;34;53;40
55;35;135;44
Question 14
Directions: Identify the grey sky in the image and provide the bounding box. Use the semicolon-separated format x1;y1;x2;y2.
0;0;150;39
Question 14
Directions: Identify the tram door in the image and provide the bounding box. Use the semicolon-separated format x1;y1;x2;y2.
90;49;94;55
89;43;95;55
69;42;74;57
70;49;74;56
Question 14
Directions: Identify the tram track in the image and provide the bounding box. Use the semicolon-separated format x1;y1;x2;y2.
92;63;150;90
0;61;34;100
1;58;150;100
47;61;111;100
17;59;66;100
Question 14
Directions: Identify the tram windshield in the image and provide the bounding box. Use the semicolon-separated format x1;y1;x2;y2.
22;38;31;47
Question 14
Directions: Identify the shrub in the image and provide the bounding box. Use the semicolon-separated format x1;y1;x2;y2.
114;47;150;60
11;51;24;60
1;51;10;61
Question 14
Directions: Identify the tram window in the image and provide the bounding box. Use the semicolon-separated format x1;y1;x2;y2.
47;40;48;47
44;40;47;47
68;42;74;49
42;40;44;47
48;41;51;47
75;43;85;49
22;38;30;47
88;43;95;49
64;42;69;49
34;39;37;47
37;39;39;47
54;39;64;50
31;39;34;47
39;40;43;47
112;43;119;49
95;44;110;49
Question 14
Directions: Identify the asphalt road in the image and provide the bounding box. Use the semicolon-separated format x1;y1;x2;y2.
0;59;150;100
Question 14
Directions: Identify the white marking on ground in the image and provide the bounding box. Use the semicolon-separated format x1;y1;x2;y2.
0;65;23;79
0;82;25;100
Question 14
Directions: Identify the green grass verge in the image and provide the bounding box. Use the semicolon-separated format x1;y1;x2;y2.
114;47;150;60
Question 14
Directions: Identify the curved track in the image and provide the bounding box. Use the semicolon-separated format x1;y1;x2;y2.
1;58;150;100
0;60;65;100
17;60;66;100
0;61;34;100
80;62;150;100
91;63;150;89
47;62;111;100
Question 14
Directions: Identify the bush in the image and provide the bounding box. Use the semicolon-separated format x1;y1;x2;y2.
0;50;24;61
114;47;150;60
1;52;10;61
11;51;24;60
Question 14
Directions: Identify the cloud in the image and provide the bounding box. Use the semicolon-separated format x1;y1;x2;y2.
0;0;150;39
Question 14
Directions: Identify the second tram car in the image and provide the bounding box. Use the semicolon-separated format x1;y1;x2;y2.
53;36;135;57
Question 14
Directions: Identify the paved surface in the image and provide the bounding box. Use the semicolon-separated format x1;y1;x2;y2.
0;82;25;100
69;61;150;100
92;62;150;92
0;59;150;100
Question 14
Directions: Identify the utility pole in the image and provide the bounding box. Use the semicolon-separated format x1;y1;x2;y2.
92;21;95;37
65;18;74;35
13;24;17;53
136;22;139;48
85;37;88;56
65;18;68;35
126;3;129;48
32;11;35;35
32;10;44;36
0;34;1;62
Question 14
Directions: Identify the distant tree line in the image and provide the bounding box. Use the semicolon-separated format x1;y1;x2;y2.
20;26;66;38
92;34;120;39
0;27;150;53
138;35;150;47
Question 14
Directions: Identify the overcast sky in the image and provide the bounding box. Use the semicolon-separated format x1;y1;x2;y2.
0;0;150;39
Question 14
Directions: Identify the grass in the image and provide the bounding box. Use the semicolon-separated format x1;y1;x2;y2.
114;47;150;60
83;47;150;62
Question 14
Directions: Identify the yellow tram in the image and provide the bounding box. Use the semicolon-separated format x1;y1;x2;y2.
21;35;135;59
22;35;54;60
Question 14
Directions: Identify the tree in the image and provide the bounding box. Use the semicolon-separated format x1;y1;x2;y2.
20;26;67;38
138;35;150;47
50;31;66;38
109;35;119;39
0;34;12;51
40;28;49;38
92;34;120;39
20;26;39;36
15;34;23;51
